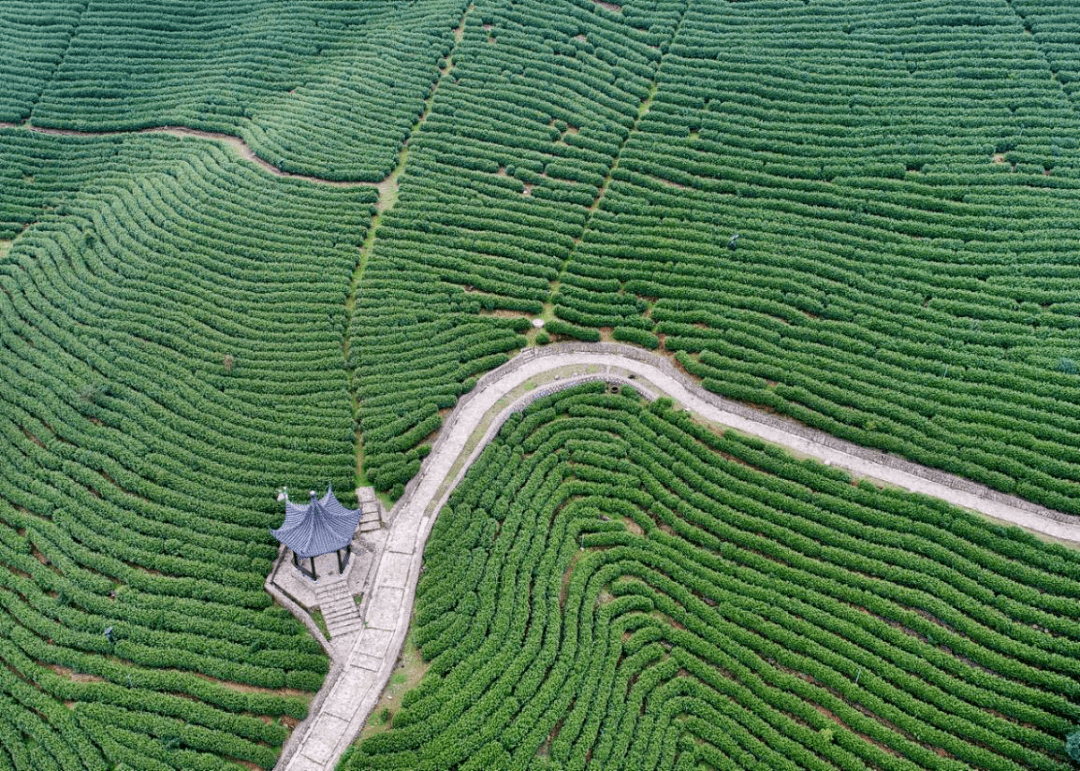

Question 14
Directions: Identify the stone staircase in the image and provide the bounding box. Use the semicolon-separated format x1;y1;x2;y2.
357;487;382;532
314;577;363;641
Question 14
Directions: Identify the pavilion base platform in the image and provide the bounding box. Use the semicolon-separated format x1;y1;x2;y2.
264;488;387;662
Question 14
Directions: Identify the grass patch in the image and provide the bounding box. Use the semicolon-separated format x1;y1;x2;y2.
311;610;330;640
358;629;429;740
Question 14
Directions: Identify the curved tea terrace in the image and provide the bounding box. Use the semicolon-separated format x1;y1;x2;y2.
276;342;1080;770
0;121;380;189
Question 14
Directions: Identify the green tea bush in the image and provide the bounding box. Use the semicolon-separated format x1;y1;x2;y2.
343;387;1080;770
0;130;366;769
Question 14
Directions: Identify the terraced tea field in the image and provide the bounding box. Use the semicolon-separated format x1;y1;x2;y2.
3;0;1080;768
350;0;1080;517
344;385;1080;771
0;130;373;769
0;0;469;180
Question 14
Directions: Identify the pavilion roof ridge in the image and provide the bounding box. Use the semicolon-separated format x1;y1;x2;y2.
271;484;361;558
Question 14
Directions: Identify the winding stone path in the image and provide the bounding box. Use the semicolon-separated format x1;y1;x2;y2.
275;342;1080;770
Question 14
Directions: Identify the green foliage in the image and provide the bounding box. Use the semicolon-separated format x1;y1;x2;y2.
345;387;1080;771
8;1;1080;768
348;0;1080;514
1067;728;1080;763
370;707;393;727
9;0;470;180
0;1;82;123
612;326;659;350
349;0;676;488
0;131;357;768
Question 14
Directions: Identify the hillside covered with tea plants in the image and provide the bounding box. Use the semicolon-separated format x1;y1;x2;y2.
351;0;1080;515
1;0;467;180
4;0;1080;768
343;385;1080;771
0;130;372;769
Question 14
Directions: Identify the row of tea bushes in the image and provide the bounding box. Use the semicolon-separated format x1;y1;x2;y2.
0;130;373;769
344;385;1080;770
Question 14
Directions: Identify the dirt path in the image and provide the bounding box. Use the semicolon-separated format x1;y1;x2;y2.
276;342;1080;770
0;121;380;188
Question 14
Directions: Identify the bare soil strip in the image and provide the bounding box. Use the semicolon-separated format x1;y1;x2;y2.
0;121;379;188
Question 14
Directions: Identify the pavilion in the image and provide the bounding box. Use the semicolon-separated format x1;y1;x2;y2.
271;485;362;580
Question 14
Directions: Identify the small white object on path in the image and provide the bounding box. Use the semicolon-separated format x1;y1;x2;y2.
277;343;1080;770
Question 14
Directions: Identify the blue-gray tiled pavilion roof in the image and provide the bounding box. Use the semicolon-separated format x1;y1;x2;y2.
270;485;361;558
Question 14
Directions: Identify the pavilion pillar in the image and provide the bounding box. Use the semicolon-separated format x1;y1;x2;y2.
292;551;317;580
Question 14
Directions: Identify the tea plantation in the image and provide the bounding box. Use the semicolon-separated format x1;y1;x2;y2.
344;385;1080;771
3;0;1080;768
352;0;1080;515
0;130;373;769
1;0;468;180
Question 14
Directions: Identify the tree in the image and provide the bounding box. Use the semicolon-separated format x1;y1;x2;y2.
1066;728;1080;763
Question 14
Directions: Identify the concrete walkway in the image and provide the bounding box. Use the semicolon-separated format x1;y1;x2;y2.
276;342;1080;770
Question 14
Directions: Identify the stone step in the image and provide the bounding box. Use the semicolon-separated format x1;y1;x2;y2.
321;600;356;613
323;597;359;611
325;614;359;625
329;619;365;636
324;614;364;639
331;627;364;641
321;601;353;610
318;593;353;605
321;604;360;617
329;607;361;617
317;581;349;589
322;589;352;598
324;593;356;604
324;607;360;621
321;601;354;613
359;520;382;533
